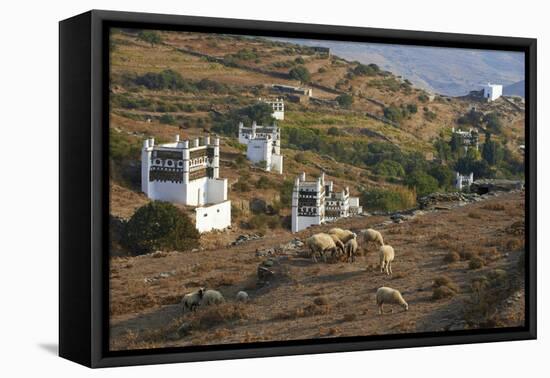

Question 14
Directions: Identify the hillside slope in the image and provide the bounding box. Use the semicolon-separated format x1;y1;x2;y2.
109;191;525;350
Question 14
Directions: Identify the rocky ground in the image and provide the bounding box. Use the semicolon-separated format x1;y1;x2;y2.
109;190;525;351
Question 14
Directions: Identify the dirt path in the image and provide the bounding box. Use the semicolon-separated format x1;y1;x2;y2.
109;191;525;350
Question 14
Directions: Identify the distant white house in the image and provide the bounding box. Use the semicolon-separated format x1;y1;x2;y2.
482;83;503;102
238;121;283;174
259;97;285;120
455;171;474;191
141;135;231;233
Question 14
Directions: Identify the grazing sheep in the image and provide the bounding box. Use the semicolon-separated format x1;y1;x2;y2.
328;233;346;259
182;288;205;313
236;291;249;302
379;245;395;275
306;233;341;263
328;228;356;244
361;228;384;248
376;287;408;314
201;289;225;306
344;236;358;263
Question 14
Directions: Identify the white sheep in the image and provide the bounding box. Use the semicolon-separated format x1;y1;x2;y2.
344;236;358;263
376;287;408;314
306;233;341;263
328;233;346;259
328;228;356;244
181;288;204;313
361;228;384;248
201;289;225;306
379;245;395;275
236;291;249;302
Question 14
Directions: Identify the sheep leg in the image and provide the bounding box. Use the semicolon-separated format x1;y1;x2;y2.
388;262;393;275
378;305;383;315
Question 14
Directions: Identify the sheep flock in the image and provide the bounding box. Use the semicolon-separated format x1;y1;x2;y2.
180;226;409;326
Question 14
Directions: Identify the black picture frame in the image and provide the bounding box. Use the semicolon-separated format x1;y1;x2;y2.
59;9;537;368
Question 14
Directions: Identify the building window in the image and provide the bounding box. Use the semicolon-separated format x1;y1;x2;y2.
203;213;208;217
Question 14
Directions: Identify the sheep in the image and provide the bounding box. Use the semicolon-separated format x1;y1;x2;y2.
306;233;341;263
181;288;204;313
344;236;358;263
201;289;225;306
376;287;408;314
361;228;384;249
379;245;395;275
328;228;356;244
236;291;249;302
328;233;346;260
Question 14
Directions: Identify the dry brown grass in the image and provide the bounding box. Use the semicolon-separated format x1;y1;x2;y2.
319;326;342;337
392;272;408;280
468;256;485;270
503;237;524;252
342;313;357;322
506;221;525;236
465;268;520;327
191;303;249;330
481;203;506;211
109;190;526;350
432;275;459;300
443;251;461;263
272;298;332;321
467;212;482;219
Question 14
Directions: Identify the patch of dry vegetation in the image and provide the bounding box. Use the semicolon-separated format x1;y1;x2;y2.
432;275;459;300
465;268;520;327
481;203;506;211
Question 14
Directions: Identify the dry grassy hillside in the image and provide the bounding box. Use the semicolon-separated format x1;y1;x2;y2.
110;30;525;153
109;191;525;350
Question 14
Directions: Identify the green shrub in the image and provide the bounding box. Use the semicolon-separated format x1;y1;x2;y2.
255;176;272;189
137;30;162;47
404;170;439;197
406;103;418;114
289;66;311;83
327;127;341;136
336;94;354;109
428;164;454;189
233;180;250;192
353;63;379;76
279;180;295;207
374;160;405;177
424;109;437;121
383;105;404;123
159;114;176;124
124;201;199;255
360;186;416;212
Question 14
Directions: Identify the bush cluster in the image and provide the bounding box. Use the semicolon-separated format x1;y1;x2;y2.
123;201;200;255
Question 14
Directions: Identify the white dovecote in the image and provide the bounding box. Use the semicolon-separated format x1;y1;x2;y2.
238;121;283;174
141;135;230;233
